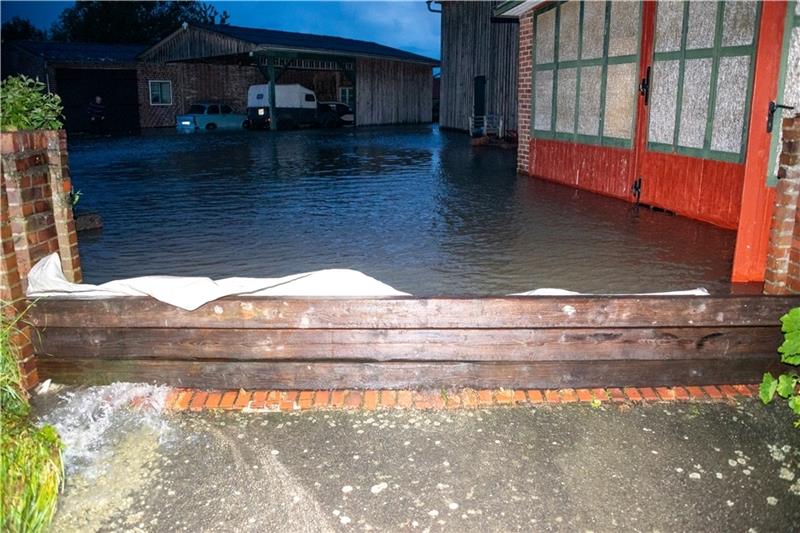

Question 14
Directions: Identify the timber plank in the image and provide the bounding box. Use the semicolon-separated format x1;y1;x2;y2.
26;296;800;329
34;326;782;362
37;357;787;390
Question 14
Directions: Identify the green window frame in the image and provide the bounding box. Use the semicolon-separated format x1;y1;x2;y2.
767;0;800;185
647;1;761;164
531;0;642;149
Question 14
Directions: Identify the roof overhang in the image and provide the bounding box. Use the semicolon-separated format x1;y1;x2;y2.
493;1;546;19
250;45;438;67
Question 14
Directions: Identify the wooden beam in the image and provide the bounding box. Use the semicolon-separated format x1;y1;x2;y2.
36;357;788;390
27;296;799;330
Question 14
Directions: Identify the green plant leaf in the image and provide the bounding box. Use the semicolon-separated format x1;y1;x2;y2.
777;373;798;398
788;395;800;416
781;352;800;366
778;331;800;358
760;373;778;404
781;308;800;334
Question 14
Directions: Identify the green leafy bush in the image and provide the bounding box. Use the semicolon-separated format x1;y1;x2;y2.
0;75;63;132
760;307;800;428
1;302;64;532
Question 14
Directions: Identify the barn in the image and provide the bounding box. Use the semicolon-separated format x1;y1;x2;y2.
497;0;800;285
438;1;519;134
1;41;146;133
137;23;438;128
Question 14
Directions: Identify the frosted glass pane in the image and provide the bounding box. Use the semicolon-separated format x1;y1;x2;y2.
711;55;750;153
556;67;577;133
784;28;800;114
678;58;713;148
536;8;556;64
603;62;637;139
655;1;684;53
722;1;757;47
558;0;580;62
686;1;717;50
608;1;640;57
534;70;554;130
578;65;602;136
648;60;680;145
582;1;606;60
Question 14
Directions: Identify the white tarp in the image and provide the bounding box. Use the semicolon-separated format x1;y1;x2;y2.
26;253;709;312
26;253;409;311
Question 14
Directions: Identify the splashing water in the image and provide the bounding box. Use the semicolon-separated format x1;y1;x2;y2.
37;382;172;476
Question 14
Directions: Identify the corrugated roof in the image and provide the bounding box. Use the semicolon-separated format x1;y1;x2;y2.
9;41;146;63
192;23;439;65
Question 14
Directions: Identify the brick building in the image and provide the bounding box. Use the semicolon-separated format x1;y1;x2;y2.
2;23;438;132
495;0;800;286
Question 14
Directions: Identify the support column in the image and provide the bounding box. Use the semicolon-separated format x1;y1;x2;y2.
268;58;277;132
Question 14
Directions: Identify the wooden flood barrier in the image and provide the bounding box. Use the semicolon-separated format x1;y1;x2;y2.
28;295;800;390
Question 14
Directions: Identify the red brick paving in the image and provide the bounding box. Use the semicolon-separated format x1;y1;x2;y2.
162;384;761;412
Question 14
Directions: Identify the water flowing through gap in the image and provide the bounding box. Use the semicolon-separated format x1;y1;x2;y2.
68;125;735;294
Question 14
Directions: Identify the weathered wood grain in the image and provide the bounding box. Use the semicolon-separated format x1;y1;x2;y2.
36;357;787;390
34;326;781;362
27;296;798;329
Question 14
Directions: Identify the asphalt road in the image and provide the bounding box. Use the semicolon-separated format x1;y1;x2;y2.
35;388;800;532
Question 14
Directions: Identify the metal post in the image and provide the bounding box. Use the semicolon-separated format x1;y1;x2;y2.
267;57;277;131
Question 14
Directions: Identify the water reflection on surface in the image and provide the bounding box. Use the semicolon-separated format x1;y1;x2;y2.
69;125;735;294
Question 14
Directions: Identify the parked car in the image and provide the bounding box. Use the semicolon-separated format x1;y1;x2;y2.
246;84;345;129
176;103;248;131
318;101;355;126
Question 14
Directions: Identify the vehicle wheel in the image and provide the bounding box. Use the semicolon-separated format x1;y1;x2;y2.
205;123;217;130
242;120;250;129
322;113;340;129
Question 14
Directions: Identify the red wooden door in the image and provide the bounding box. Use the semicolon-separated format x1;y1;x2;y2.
633;1;762;229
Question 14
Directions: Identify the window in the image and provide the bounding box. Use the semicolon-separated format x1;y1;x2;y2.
148;80;172;106
206;105;220;115
339;87;355;108
648;1;760;162
532;0;641;148
304;94;316;102
221;105;233;114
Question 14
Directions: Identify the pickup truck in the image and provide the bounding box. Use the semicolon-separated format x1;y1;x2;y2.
176;103;248;131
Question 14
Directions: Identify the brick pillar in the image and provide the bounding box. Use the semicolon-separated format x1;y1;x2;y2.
516;11;534;174
1;129;82;389
765;115;800;294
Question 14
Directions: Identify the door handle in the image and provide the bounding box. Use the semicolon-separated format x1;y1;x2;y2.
639;66;651;106
768;101;795;133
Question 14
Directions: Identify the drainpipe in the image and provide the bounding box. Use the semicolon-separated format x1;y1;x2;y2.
426;1;441;13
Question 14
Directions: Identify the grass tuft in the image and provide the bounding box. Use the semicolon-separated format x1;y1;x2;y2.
1;300;64;533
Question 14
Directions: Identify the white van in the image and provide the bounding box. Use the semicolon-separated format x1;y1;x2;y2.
246;83;320;129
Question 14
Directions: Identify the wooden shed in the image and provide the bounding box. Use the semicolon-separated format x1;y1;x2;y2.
498;0;800;285
439;1;519;133
138;23;438;127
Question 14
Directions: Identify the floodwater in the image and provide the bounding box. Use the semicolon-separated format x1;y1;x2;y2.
68;125;735;294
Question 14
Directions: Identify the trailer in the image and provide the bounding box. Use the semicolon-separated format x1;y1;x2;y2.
246;83;341;130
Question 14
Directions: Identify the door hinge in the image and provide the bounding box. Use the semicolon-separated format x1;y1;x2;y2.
631;177;642;205
638;66;651;106
767;101;795;133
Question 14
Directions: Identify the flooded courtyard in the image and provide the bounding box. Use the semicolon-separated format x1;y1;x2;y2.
68;125;736;294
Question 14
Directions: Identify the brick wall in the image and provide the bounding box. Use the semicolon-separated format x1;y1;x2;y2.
516;11;533;174
137;63;265;128
765;115;800;294
1;130;82;389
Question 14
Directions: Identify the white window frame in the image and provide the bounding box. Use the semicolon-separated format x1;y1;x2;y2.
148;80;173;106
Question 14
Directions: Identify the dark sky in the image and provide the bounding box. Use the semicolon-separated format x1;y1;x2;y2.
0;1;442;59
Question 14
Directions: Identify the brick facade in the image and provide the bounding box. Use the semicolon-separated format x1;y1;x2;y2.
137;63;265;128
1;130;82;389
765;115;800;294
516;11;533;174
